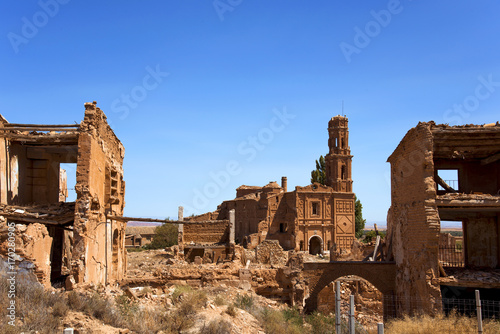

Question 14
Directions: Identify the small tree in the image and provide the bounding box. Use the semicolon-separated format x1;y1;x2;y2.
310;155;326;185
147;223;178;249
355;196;366;238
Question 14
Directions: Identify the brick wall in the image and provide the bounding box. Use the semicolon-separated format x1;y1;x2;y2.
386;122;442;315
183;220;229;245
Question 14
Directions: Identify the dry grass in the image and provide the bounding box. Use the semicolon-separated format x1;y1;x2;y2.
200;318;232;334
0;277;208;334
226;304;237;317
0;274;62;334
386;312;500;334
5;276;498;334
214;294;226;306
167;286;208;332
258;308;303;334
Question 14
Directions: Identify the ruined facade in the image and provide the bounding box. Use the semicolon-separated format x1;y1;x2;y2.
192;116;356;254
0;102;126;287
386;121;500;314
179;207;236;263
125;226;157;248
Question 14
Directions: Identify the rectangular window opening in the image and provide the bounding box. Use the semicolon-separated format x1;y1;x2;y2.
439;220;464;268
312;202;319;215
437;169;459;192
60;163;77;202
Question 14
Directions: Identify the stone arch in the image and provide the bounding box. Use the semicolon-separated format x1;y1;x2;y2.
303;262;396;320
309;235;323;255
317;275;383;319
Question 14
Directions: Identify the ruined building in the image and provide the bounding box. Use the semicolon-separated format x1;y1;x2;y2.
0;102;126;288
191;116;356;254
386;121;500;314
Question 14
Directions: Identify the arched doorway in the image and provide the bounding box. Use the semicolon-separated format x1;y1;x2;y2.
309;236;323;255
317;276;383;330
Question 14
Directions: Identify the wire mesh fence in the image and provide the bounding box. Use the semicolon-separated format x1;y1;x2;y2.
376;294;500;333
439;245;465;267
382;295;500;319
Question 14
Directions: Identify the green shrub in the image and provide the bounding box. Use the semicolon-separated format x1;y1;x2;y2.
305;311;336;334
234;294;254;311
259;308;303;334
145;223;178;249
363;230;386;243
225;304;237;317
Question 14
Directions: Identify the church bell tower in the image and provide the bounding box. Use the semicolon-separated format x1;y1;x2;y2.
325;115;353;192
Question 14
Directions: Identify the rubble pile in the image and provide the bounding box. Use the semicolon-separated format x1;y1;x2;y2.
438;267;500;287
255;240;288;267
0;202;76;225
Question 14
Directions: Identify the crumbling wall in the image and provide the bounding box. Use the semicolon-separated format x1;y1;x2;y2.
465;217;498;267
183;220;230;245
0;219;53;288
0;116;8;204
72;102;126;285
386;122;441;315
265;192;296;250
439;233;461;248
255;240;288;267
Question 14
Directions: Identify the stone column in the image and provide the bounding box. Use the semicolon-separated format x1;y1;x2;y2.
229;209;235;245
281;176;288;192
177;206;184;252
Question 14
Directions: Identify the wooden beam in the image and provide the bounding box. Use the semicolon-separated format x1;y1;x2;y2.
369;235;381;261
5;123;80;128
481;151;500;165
435;175;457;193
3;133;79;143
107;215;228;225
2;213;65;225
0;127;79;132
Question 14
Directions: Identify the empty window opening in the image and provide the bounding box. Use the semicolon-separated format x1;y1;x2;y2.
439;220;464;268
312;202;319;215
335;137;338;148
280;223;286;233
341;165;347;180
60;163;77;202
341;138;344;148
436;169;459;192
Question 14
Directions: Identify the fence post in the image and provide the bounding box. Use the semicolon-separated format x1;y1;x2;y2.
476;290;483;334
336;281;341;334
377;323;384;334
349;295;355;334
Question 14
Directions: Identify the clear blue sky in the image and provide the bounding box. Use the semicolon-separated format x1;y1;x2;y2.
1;1;499;226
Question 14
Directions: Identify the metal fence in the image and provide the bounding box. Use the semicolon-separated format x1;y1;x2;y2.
334;290;500;334
439;245;465;267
